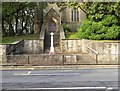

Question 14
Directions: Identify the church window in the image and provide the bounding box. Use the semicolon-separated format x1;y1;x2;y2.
71;9;79;22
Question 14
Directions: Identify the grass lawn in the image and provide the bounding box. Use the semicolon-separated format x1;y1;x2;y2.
65;32;77;39
1;32;39;44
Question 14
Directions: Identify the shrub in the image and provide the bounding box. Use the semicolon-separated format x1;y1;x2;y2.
101;15;118;26
76;19;92;39
69;33;77;39
76;20;105;40
76;19;120;40
62;23;71;32
105;25;120;40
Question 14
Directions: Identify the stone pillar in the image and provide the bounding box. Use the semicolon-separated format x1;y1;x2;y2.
50;32;54;53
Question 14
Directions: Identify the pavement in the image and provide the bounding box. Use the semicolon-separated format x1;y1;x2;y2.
1;68;119;91
0;65;119;70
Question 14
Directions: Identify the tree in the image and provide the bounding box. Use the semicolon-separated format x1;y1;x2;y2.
2;2;48;37
34;2;45;33
2;2;35;37
74;2;120;40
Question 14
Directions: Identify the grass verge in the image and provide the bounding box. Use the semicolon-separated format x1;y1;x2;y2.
1;33;39;44
65;32;77;39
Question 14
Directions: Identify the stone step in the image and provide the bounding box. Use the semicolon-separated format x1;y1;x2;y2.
4;53;97;66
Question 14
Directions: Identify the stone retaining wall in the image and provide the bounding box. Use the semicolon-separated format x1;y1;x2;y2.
24;39;44;54
1;39;44;55
0;40;24;64
97;54;118;64
7;55;29;65
5;54;63;66
2;53;118;65
61;39;82;53
0;39;119;65
5;40;24;55
82;39;119;64
82;39;119;55
2;39;118;55
63;54;96;64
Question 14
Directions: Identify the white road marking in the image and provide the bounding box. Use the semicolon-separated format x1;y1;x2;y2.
27;71;31;75
7;87;119;91
27;68;34;74
106;87;114;91
14;73;80;76
7;87;107;90
107;87;113;90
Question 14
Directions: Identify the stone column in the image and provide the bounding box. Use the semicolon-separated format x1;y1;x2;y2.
50;32;54;53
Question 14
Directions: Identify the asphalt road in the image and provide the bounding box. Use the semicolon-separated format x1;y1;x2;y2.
1;68;119;91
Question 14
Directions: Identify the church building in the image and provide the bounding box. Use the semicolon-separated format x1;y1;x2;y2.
43;3;86;31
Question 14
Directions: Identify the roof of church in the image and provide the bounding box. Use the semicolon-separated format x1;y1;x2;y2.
43;3;61;17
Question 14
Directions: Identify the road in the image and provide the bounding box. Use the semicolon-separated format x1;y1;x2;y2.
1;68;119;91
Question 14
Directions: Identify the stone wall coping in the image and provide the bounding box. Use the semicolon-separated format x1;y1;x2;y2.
6;53;100;56
94;41;120;43
82;39;120;43
24;39;43;40
93;41;120;43
62;39;81;40
1;40;23;45
12;41;21;44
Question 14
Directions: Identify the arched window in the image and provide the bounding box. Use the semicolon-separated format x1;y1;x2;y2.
71;8;79;22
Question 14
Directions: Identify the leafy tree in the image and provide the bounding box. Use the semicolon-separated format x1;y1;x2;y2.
2;2;34;36
2;2;47;37
75;2;120;40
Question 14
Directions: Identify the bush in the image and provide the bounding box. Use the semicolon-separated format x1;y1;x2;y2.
101;15;118;26
69;33;77;39
76;19;92;39
76;20;105;39
76;18;120;40
105;25;120;40
62;23;71;32
75;2;120;40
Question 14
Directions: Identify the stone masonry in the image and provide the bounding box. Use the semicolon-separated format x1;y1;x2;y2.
0;39;119;65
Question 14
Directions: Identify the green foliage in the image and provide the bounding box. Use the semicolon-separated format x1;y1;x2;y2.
62;23;71;32
76;19;105;39
76;19;92;39
65;32;77;39
2;2;35;37
69;34;77;39
76;18;120;40
101;15;118;26
2;2;46;37
75;2;120;40
105;25;120;39
2;32;39;44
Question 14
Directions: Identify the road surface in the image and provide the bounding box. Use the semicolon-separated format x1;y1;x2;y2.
1;68;119;91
